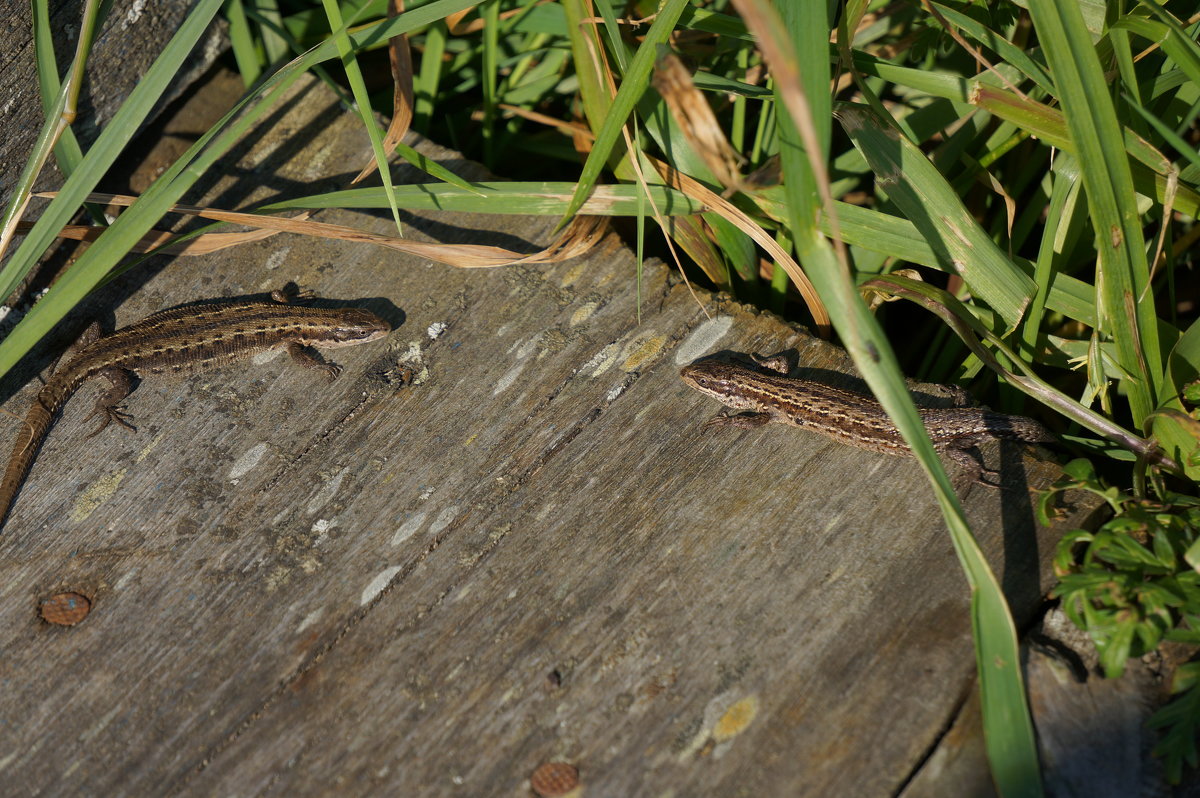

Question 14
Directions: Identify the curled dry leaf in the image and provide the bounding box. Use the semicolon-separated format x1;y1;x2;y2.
862;268;922;312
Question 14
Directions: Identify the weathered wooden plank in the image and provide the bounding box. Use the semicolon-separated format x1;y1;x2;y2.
0;71;1100;795
180;301;1086;797
902;610;1169;798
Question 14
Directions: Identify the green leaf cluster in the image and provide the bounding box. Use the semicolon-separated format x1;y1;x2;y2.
1047;458;1200;782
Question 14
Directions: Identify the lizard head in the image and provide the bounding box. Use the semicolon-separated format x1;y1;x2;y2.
679;360;744;399
317;308;392;348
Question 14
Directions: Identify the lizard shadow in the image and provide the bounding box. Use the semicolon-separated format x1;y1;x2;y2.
688;350;1048;617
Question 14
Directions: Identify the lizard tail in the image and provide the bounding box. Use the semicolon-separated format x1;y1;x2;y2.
0;401;55;531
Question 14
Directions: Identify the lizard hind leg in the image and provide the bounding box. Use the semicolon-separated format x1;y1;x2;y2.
46;321;105;380
81;367;137;437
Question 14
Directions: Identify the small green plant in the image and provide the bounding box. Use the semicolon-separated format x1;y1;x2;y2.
1044;459;1200;782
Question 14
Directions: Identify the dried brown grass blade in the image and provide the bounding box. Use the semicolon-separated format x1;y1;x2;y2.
352;0;414;184
498;104;594;139
651;52;744;191
43;192;603;269
644;157;831;333
445;8;474;34
16;217;304;255
446;4;532;35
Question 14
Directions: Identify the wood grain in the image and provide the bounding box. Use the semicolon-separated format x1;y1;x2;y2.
0;71;1106;796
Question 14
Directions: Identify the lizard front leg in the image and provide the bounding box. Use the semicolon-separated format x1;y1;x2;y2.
938;438;1002;486
286;341;342;381
703;411;774;430
271;284;315;304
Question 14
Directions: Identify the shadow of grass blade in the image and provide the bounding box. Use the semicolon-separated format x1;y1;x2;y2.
259;182;701;216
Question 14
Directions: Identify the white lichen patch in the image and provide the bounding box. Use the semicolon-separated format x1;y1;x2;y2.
228;442;270;481
675;317;734;365
391;511;428;546
305;466;349;514
360;565;403;605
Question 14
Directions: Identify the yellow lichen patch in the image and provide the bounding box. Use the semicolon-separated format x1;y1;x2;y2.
582;344;619;377
621;336;667;372
69;468;128;522
135;431;166;463
570;301;598;326
560;261;589;286
712;695;759;742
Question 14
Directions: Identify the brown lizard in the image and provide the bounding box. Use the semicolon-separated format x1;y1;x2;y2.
681;355;1055;483
0;286;390;529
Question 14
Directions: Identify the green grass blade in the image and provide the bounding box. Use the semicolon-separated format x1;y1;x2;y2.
1120;6;1200;87
480;0;499;168
1025;0;1161;421
848;53;1200;220
319;0;403;235
412;20;446;131
560;0;615;150
0;68;76;261
835;102;1036;331
254;0;289;64
558;0;693;225
751;187;1117;329
225;0;263;86
742;1;1045;793
31;0;86;173
1123;98;1200;172
1155;317;1200;480
391;141;486;195
241;4;352;107
930;3;1055;93
0;0;225;302
0;0;104;257
1021;161;1082;354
